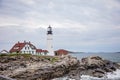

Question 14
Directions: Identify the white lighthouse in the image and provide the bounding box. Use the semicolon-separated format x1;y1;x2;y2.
47;25;54;56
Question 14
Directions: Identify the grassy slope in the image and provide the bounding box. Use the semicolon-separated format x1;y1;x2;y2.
0;53;59;63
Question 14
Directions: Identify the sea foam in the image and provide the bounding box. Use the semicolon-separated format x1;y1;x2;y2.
53;69;120;80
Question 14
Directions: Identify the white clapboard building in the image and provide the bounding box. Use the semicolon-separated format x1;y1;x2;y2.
9;41;48;55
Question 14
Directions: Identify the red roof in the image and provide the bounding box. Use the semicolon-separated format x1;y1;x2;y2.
9;42;36;53
36;49;48;53
55;49;68;56
36;49;42;52
42;50;48;52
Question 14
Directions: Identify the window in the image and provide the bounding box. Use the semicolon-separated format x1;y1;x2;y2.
14;47;19;49
32;51;34;54
25;47;26;50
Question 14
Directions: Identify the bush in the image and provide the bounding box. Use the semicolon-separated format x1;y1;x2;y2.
0;53;32;57
0;53;8;56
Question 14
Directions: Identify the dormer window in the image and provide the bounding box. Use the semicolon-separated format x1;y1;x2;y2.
14;47;19;49
25;47;26;50
31;46;34;49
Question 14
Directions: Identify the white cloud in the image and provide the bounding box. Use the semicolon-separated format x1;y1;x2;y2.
19;0;36;5
0;0;120;52
48;1;55;9
0;15;22;26
103;0;120;9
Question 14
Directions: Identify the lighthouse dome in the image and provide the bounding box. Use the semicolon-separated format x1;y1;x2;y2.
47;25;52;34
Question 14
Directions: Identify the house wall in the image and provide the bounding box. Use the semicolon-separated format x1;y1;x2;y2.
36;52;48;55
21;44;36;54
36;52;41;55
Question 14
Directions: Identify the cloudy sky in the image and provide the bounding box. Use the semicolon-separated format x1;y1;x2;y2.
0;0;120;52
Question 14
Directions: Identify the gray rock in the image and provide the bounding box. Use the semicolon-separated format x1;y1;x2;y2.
79;56;120;78
0;55;120;80
0;75;15;80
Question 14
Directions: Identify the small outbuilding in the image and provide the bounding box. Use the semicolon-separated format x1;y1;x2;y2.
55;49;68;56
36;49;48;55
0;50;9;54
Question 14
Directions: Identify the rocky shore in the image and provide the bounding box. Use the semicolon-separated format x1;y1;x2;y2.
67;56;120;79
0;54;79;80
0;54;120;80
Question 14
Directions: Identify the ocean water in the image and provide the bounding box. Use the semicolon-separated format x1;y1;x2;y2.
53;52;120;80
70;52;120;62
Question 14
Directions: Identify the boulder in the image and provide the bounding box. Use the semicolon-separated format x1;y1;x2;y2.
0;55;79;80
0;55;120;79
79;56;120;78
0;75;15;80
81;56;105;68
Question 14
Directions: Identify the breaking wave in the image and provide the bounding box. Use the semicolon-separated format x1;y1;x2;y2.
53;69;120;80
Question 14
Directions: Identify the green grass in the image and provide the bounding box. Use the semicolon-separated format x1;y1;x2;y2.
0;53;32;57
0;53;59;63
42;56;59;63
50;57;59;63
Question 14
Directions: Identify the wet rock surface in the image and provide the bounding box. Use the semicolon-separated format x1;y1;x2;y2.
0;54;120;80
67;56;120;79
0;75;15;80
0;54;79;80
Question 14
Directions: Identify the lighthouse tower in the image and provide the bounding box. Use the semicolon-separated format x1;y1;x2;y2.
47;25;54;56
